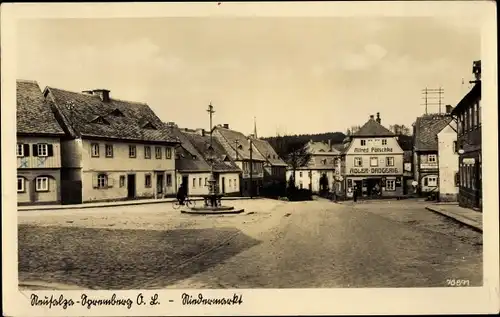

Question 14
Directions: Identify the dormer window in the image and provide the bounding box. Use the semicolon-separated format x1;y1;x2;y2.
90;116;110;125
142;122;157;130
109;108;124;117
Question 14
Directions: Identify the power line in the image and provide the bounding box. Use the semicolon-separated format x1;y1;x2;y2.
421;87;444;114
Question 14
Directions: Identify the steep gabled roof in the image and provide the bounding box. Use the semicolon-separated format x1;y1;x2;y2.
452;82;481;115
213;126;266;161
169;126;211;172
413;114;452;151
16;80;65;136
45;87;179;144
353;116;395;137
306;141;342;155
182;130;242;173
250;138;287;167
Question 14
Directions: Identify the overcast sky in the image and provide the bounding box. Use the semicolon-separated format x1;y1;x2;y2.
17;17;480;137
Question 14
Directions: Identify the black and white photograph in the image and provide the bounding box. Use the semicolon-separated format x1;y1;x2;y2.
2;2;498;316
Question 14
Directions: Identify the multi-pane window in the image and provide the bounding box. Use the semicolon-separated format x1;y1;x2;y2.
105;144;113;158
428;154;437;163
37;144;48;157
16;144;24;157
144;146;151;159
354;157;363;167
97;174;107;189
145;174;152;188
386;179;395;191
129;145;137;158
468;106;473;130
165;147;172;159
473;103;478;127
370;157;378;167
386;157;394;166
192;178;196;188
17;177;25;192
360;140;366;146
155;147;162;159
91;143;100;157
382;139;387;145
35;176;49;191
427;176;437;187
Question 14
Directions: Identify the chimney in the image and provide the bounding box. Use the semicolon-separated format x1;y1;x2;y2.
92;89;110;102
445;105;453;114
223;124;229;129
376;112;381;124
369;115;375;120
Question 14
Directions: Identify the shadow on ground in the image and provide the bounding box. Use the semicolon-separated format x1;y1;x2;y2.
18;225;261;289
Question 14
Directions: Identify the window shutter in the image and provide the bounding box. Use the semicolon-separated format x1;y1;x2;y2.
23;144;30;156
47;144;54;157
92;173;98;188
32;144;38;157
424;178;428;186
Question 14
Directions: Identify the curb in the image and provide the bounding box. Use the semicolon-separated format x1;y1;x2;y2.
425;206;482;233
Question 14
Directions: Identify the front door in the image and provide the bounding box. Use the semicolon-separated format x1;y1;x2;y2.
221;177;226;194
156;173;164;197
127;174;136;198
182;176;189;194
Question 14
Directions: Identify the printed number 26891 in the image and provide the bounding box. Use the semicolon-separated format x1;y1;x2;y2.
446;279;470;287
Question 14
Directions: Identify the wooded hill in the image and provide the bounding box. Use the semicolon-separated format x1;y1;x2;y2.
262;132;347;146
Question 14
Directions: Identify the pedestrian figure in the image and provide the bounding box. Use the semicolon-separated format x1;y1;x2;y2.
176;182;187;205
353;184;358;202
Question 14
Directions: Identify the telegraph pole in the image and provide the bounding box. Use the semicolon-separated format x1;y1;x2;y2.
249;138;253;198
207;101;215;148
421;87;445;114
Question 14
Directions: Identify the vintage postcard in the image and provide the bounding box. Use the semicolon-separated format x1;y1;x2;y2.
2;1;499;316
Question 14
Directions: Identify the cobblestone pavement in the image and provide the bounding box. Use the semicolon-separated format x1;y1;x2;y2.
18;199;482;289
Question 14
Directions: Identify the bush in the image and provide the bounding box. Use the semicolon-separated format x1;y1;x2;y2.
287;187;313;201
261;181;287;199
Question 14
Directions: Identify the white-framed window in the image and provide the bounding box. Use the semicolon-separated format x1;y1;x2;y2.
129;145;137;158
16;143;24;157
97;174;108;189
354;157;363;167
105;144;113;158
204;178;208;186
473;102;478;127
37;144;48;157
155;147;162;159
229;179;232;187
17;177;25;193
386;179;395;191
468;106;473;130
192;178;196;188
199;178;202;187
428;154;437;163
299;181;303;189
165;147;172;159
35;176;49;192
144;146;151;159
299;172;303;177
234;178;237;188
427;176;438;187
91;143;100;157
382;139;387;145
361;140;366;146
386;157;394;166
145;174;152;188
370;157;378;167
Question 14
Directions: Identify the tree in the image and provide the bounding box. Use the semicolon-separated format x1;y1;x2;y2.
389;124;411;136
273;134;312;187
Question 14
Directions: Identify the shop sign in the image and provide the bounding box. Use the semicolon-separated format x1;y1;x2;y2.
463;158;476;165
420;163;438;169
353;147;393;153
349;167;399;175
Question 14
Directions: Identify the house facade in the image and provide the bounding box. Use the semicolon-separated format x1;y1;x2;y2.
451;61;482;210
182;128;242;196
437;119;459;202
343;113;405;198
250;137;287;186
412;113;452;197
17;80;66;205
212;124;265;196
286;140;342;193
44;87;180;204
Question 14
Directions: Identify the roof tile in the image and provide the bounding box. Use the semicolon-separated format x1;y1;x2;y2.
414;114;452;151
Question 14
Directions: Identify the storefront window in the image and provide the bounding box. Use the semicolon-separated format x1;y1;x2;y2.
386;179;396;191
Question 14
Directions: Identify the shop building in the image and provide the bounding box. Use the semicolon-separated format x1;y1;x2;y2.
343;113;405;198
451;61;482;210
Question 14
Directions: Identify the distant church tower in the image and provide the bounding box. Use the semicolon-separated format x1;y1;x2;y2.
254;116;258;139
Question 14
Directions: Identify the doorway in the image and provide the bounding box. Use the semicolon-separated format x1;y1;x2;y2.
221;177;226;194
366;178;382;197
127;174;136;199
182;176;189;194
156;173;164;197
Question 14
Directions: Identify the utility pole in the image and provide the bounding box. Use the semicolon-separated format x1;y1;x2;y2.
421;87;445;114
249;138;253;199
207;101;215;148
